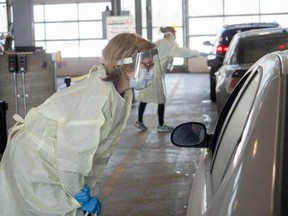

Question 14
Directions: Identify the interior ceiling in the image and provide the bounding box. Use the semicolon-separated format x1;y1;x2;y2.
9;0;110;5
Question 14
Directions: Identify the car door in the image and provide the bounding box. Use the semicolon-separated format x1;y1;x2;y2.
208;53;287;216
186;66;261;216
186;51;288;216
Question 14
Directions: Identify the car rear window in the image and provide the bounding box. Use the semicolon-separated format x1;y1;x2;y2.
220;30;240;45
220;27;274;46
241;33;288;63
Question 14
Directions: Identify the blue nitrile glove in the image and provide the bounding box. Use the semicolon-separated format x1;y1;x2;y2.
199;52;208;57
75;184;90;203
81;196;102;215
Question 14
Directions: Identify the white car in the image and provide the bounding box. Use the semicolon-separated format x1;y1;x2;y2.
171;50;288;215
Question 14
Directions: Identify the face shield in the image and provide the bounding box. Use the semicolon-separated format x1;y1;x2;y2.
117;48;161;90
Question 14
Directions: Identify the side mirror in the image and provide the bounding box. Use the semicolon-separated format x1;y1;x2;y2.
170;122;209;148
203;40;213;46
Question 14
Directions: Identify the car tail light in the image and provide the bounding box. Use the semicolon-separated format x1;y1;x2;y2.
216;45;229;54
278;43;288;50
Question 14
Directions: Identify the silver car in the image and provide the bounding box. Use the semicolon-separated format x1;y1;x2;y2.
171;50;288;216
215;27;288;113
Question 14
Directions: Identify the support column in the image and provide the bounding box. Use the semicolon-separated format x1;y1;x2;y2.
135;0;142;36
12;0;35;51
146;0;152;41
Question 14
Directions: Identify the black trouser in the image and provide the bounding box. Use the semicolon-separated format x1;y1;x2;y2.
138;102;165;126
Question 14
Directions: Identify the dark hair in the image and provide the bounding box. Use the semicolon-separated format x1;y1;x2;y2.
160;26;176;34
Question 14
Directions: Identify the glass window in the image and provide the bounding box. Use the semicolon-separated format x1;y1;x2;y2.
226;43;239;65
33;2;111;58
260;14;288;28
188;0;223;16
45;4;78;22
45;23;78;40
121;0;135;25
189;36;216;53
141;0;146;28
46;40;79;57
0;3;7;32
189;17;223;35
152;0;182;26
260;0;288;13
224;0;259;15
80;39;107;57
34;23;45;40
34;5;44;22
79;21;103;39
241;34;288;63
211;71;260;191
79;3;109;20
224;16;260;25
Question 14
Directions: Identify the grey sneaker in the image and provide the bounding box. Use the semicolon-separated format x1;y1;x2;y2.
157;123;174;132
135;121;148;131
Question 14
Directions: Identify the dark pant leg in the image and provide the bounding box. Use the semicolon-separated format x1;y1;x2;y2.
138;102;147;122
158;104;165;126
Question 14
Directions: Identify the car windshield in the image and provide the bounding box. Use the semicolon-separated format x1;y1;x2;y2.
240;33;288;63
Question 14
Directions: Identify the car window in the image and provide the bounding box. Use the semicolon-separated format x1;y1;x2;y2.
226;42;239;65
211;70;261;192
241;33;288;63
220;27;268;46
220;30;239;45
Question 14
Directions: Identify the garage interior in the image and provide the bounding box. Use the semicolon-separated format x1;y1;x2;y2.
0;0;288;215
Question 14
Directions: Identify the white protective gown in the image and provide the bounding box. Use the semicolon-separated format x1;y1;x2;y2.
0;64;133;216
139;38;200;104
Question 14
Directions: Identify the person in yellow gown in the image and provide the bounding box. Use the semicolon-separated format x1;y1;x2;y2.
135;26;201;132
0;33;159;216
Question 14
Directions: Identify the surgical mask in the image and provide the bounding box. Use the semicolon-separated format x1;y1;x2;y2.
164;31;176;41
129;69;154;90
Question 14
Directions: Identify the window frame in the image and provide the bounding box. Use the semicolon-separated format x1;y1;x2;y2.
209;67;262;191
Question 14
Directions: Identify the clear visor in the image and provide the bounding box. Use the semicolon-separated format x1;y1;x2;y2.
116;47;161;81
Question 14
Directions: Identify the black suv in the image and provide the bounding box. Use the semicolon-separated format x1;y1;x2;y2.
203;22;280;102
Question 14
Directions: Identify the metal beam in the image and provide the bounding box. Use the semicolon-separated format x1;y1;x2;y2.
146;0;152;40
135;0;142;36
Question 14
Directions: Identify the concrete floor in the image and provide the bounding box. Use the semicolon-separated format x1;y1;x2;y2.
95;72;218;216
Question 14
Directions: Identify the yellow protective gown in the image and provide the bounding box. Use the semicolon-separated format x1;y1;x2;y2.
139;38;200;104
0;64;133;216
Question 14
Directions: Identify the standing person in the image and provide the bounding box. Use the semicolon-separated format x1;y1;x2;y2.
135;26;201;132
0;33;159;216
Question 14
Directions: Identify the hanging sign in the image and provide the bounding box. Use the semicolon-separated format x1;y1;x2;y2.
106;16;134;40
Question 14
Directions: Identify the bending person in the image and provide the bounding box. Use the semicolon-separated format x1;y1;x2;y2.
135;26;201;132
0;33;158;216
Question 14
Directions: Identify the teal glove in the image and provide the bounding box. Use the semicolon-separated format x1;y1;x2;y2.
75;184;90;203
81;196;102;215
